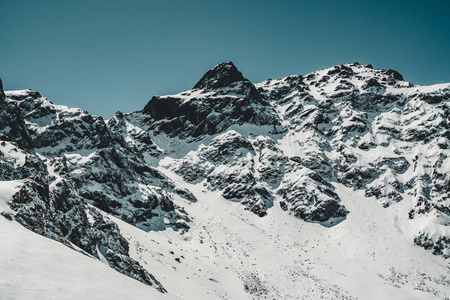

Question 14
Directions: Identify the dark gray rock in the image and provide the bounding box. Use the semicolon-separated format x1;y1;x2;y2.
193;61;246;90
140;63;281;139
0;78;5;101
384;69;404;81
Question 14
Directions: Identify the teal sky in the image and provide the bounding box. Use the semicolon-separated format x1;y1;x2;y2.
1;0;449;118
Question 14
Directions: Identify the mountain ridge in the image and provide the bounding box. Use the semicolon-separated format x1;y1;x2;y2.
1;62;450;299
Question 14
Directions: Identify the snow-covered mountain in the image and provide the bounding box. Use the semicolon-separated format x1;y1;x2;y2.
1;62;450;299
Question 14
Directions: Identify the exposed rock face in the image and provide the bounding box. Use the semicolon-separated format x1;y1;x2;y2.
278;170;348;224
0;138;166;291
0;90;32;149
167;131;278;217
140;62;281;139
0;89;198;292
193;61;246;90
0;78;5;101
257;62;450;256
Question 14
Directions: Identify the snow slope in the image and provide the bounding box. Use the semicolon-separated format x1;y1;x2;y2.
0;181;179;300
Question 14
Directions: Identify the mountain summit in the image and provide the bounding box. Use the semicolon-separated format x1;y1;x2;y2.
193;61;247;89
141;62;280;138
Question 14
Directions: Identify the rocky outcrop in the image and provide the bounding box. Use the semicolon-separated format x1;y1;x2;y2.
256;62;450;256
170;131;275;216
139;63;281;139
193;61;246;90
10;179;166;292
167;130;349;221
0;138;166;291
0;89;200;292
0;78;5;101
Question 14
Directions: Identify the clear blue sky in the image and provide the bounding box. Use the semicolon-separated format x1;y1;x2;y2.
1;0;449;118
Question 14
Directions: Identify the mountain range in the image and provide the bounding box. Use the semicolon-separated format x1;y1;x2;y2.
1;61;450;299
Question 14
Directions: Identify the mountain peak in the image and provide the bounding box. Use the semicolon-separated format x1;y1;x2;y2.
193;61;247;90
384;68;404;81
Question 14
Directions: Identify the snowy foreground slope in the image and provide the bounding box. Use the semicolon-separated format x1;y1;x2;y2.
0;181;178;300
1;62;450;299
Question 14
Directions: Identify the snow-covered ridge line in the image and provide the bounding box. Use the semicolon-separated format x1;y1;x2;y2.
1;61;450;299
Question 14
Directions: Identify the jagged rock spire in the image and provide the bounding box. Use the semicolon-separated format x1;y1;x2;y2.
193;61;247;89
0;78;5;101
384;69;404;81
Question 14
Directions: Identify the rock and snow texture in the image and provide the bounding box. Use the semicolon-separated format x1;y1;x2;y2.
139;62;281;139
0;181;178;300
1;61;450;299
